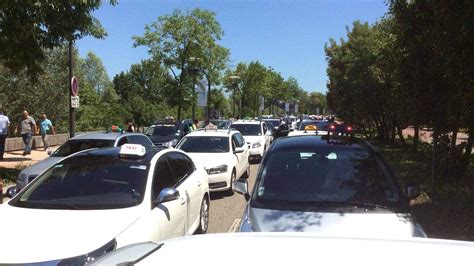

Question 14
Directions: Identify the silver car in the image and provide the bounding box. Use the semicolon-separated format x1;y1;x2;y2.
234;134;426;238
14;132;154;192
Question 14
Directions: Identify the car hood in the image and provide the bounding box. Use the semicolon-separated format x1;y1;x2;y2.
0;205;142;263
242;135;264;145
20;156;63;178
186;153;233;169
249;207;415;238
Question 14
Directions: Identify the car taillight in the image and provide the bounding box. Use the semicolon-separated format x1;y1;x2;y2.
346;126;353;131
330;125;336;130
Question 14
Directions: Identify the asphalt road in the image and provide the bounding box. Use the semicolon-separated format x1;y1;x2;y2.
207;163;260;233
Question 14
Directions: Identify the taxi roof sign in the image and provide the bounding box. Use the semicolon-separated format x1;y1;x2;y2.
304;125;318;131
119;144;146;158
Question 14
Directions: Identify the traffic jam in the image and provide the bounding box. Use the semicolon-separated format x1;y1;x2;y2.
0;115;471;264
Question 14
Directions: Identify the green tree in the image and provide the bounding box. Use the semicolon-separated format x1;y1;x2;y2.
0;0;117;77
133;8;225;120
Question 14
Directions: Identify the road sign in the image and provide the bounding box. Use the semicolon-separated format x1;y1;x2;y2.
197;79;207;107
71;96;80;108
71;76;79;96
294;104;299;113
285;102;289;112
259;96;265;111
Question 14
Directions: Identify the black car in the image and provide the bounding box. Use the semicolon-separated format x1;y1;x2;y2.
145;122;186;147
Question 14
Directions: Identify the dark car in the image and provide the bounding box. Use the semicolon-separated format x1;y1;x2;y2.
145;122;186;147
233;134;426;237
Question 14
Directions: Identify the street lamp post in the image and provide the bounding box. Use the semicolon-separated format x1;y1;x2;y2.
229;75;240;118
189;57;201;122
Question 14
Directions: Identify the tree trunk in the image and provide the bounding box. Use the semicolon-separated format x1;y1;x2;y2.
412;123;420;152
207;76;212;119
396;125;406;147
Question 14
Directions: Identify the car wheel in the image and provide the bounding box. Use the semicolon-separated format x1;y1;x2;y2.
195;196;210;234
225;169;237;196
242;164;250;179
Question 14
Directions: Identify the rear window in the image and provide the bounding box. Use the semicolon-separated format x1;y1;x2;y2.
146;125;180;137
52;139;115;157
177;136;229;153
232;124;261;136
255;149;401;208
299;121;330;131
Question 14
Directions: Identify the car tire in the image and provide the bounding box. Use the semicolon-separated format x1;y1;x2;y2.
195;196;210;234
242;164;250;179
225;169;237;196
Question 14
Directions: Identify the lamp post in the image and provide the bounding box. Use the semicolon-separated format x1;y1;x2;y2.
189;57;201;122
229;75;240;118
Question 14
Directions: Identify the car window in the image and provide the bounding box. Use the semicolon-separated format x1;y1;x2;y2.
11;160;149;209
167;152;193;182
152;156;177;199
237;133;246;147
116;137;128;146
127;135;154;147
51;139;115;157
177;136;230;153
255;149;401;209
262;123;267;133
232;124;261;136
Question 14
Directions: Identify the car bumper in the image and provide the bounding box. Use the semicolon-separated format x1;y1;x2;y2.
208;172;232;192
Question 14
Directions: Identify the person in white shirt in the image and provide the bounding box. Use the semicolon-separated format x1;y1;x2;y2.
0;109;10;160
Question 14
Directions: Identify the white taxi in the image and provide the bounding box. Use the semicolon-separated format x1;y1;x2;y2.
231;120;272;162
176;129;250;194
0;144;210;264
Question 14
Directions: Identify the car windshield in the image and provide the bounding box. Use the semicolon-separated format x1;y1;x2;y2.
263;120;280;129
255;149;401;209
146;125;180;137
232;124;261;136
51;139;115;157
10;160;148;210
299;121;330;131
177;136;229;153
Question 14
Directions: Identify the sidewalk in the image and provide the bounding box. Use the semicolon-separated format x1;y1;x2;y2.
0;146;58;170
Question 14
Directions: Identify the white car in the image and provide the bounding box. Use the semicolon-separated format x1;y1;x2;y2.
92;234;474;265
0;144;210;264
231;120;272;162
176;129;250;193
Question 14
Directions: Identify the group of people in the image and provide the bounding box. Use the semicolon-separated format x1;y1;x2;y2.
0;109;55;160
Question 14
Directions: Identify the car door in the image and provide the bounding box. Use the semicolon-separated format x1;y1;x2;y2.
237;133;250;165
262;123;271;150
149;154;187;240
167;152;201;233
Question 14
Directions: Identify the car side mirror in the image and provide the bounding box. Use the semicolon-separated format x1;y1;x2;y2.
153;188;180;206
405;183;421;200
233;179;250;201
7;186;18;199
234;147;245;154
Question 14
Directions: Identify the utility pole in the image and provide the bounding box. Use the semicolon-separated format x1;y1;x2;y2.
68;40;75;138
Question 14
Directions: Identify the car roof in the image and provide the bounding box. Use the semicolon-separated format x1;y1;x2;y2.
270;135;369;153
92;233;474;265
71;132;145;141
232;120;262;125
62;146;168;164
184;129;235;137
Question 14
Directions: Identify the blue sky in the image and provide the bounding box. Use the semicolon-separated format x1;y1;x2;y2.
76;0;388;93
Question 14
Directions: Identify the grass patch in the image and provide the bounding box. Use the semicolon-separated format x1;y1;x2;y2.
371;139;474;241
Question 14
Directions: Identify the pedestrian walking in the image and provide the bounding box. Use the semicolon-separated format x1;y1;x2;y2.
15;111;36;156
126;119;135;132
37;112;55;151
0;109;10;160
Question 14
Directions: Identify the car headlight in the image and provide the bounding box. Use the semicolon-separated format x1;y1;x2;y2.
205;165;228;175
413;223;427;238
252;142;262;149
59;239;117;265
